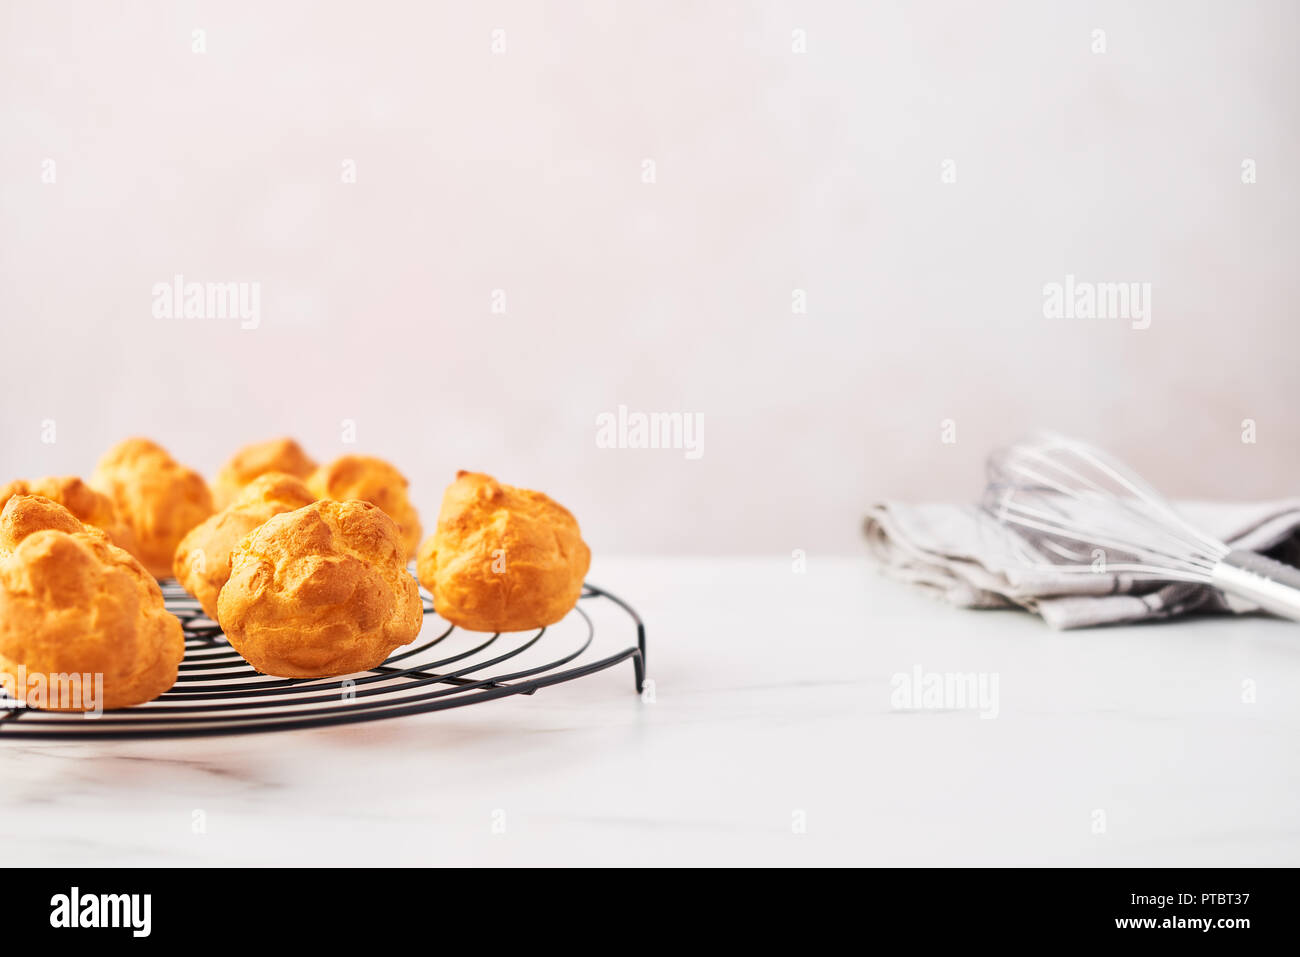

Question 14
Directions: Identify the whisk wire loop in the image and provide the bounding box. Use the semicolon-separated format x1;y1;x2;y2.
986;433;1231;584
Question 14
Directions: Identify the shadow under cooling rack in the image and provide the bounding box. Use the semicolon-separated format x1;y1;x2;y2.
0;581;646;740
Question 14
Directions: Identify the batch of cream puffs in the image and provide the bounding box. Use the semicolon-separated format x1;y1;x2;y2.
0;438;591;711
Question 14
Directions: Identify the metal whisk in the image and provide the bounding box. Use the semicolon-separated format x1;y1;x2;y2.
984;433;1300;622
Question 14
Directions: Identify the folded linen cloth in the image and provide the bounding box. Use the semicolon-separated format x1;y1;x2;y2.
863;500;1300;629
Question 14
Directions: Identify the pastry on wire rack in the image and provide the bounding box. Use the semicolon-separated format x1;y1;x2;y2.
210;436;317;510
307;454;422;559
0;475;137;557
90;438;213;579
217;499;422;677
174;472;316;620
0;495;184;711
417;471;590;633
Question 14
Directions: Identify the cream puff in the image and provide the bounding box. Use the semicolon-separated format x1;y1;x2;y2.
217;499;422;677
416;471;590;633
0;495;184;711
0;475;137;557
174;472;316;620
211;437;317;510
307;455;421;559
90;438;214;579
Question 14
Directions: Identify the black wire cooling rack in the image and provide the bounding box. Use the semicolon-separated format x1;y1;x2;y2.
0;581;646;740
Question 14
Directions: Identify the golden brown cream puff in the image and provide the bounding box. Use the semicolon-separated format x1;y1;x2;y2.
0;495;184;711
0;475;137;557
211;437;317;510
307;455;421;559
90;438;214;579
416;471;590;633
174;472;316;620
217;499;422;678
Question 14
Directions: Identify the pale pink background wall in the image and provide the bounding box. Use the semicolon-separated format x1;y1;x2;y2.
2;0;1298;555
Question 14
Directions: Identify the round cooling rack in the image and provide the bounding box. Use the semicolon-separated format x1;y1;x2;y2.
0;582;647;740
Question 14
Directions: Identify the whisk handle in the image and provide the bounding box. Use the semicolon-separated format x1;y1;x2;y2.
1212;551;1300;623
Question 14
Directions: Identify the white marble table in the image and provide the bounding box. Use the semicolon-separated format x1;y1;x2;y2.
3;556;1298;866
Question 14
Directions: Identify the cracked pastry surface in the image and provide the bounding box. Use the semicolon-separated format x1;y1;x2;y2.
174;472;316;620
90;438;214;579
0;495;184;711
307;455;421;559
211;437;317;510
0;475;137;557
217;499;422;678
416;471;590;633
